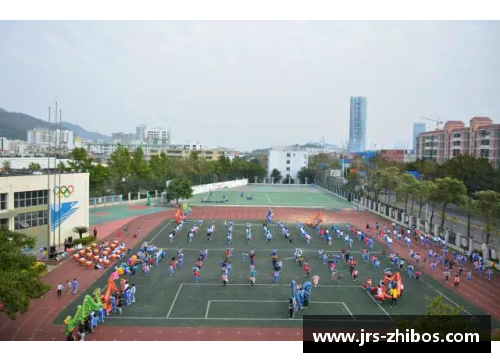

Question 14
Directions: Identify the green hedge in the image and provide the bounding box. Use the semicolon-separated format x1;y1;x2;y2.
77;236;97;246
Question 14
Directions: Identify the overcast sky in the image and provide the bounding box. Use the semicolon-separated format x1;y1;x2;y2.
0;21;499;151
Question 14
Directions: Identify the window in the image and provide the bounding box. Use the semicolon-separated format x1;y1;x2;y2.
286;153;290;157
286;160;290;164
14;210;48;230
0;193;6;210
480;149;490;158
14;190;48;209
0;218;8;229
286;167;290;171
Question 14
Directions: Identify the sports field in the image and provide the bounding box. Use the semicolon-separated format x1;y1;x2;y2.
55;219;498;329
186;185;352;209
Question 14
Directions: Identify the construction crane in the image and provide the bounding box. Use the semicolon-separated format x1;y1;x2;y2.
421;117;443;130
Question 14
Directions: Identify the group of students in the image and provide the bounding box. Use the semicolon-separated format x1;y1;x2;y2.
288;280;313;319
192;249;208;283
67;280;137;341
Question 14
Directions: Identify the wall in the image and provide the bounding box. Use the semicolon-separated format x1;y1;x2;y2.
0;173;89;249
191;179;248;195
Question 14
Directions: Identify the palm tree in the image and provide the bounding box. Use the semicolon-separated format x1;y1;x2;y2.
72;226;89;239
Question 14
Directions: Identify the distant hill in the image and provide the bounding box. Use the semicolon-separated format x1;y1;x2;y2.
0;107;112;142
60;122;112;142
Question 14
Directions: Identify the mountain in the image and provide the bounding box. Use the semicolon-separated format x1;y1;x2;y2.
60;122;112;142
0;107;112;142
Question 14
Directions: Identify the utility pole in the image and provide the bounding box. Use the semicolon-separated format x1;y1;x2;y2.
46;107;51;257
58;108;62;250
52;102;58;252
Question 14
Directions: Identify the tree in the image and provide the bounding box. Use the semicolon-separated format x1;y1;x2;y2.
395;173;418;213
270;168;282;183
474;191;500;244
2;161;11;173
166;177;193;204
108;145;132;194
89;164;111;197
131;147;151;179
72;226;89;239
444;154;499;194
297;167;315;184
28;162;41;171
431;177;467;232
414;181;434;219
379;167;400;206
68;147;93;173
0;229;51;319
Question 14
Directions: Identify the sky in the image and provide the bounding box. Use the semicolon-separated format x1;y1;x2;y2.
0;21;499;151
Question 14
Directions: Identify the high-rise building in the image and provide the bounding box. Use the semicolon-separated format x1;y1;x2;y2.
112;132;135;145
135;124;147;142
413;123;426;154
348;96;367;153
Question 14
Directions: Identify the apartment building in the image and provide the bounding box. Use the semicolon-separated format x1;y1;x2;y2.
417;117;500;168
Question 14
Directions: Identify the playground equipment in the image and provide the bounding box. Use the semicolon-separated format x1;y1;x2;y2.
364;272;403;302
63;289;103;335
305;211;324;228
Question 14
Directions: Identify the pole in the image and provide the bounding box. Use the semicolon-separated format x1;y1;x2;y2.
47;107;51;256
58;108;62;250
52;102;58;251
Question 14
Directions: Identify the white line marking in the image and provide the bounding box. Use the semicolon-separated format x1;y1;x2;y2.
107;316;392;322
341;302;356;321
149;220;173;243
364;287;393;320
179;283;361;288
204;301;211;319
166;283;183;318
420;278;473;316
265;193;272;204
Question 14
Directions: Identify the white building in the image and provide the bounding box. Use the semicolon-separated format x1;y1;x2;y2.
0;173;89;250
268;146;309;180
0;157;69;170
0;138;28;155
27;128;75;150
146;127;170;142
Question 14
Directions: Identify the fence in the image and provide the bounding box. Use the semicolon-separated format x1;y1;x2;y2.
90;189;162;208
354;196;499;269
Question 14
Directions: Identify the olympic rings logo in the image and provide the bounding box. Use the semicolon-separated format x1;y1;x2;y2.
54;185;75;198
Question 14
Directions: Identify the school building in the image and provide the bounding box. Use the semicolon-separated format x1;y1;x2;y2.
0;172;89;252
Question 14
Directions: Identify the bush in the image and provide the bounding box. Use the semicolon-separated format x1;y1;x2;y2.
78;236;97;246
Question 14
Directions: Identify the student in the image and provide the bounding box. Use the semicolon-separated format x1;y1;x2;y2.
57;282;63;298
288;297;295;319
193;269;200;283
130;284;136;303
273;270;280;283
66;280;72;295
72;278;79;295
389;287;398;308
454;275;460;287
312;275;320;288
